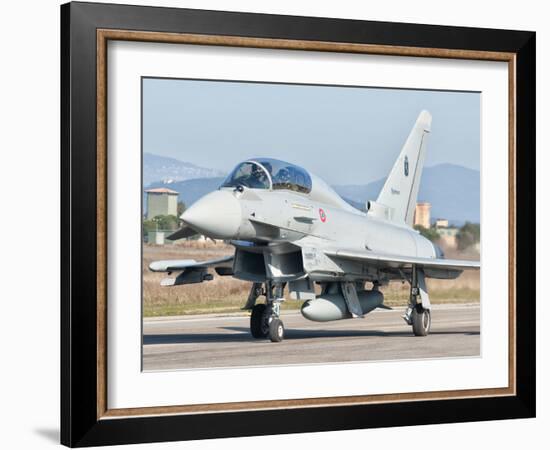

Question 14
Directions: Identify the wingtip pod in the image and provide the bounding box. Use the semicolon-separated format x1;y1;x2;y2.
149;261;166;272
418;110;432;132
149;259;197;272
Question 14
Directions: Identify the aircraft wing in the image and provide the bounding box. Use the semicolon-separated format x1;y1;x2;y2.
149;255;234;273
324;248;480;271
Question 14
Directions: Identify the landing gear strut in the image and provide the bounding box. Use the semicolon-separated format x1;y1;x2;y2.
402;265;431;336
248;281;285;342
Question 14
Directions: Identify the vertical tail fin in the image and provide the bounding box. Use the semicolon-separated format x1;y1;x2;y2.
375;110;431;226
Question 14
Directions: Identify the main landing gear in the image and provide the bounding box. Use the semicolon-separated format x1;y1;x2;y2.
411;305;431;336
247;282;285;342
402;265;432;336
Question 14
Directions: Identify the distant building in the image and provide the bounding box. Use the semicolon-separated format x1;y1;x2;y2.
147;230;165;245
435;218;449;228
145;187;179;220
437;226;459;248
413;202;431;229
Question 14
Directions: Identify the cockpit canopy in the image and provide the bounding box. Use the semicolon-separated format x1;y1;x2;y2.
221;158;312;194
221;161;271;190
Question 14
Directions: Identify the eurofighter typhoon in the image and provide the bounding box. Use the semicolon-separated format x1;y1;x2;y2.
150;111;480;342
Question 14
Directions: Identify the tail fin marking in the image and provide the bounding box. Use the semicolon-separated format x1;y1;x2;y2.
374;110;432;226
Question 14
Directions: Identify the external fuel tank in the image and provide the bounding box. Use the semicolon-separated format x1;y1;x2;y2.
300;290;384;322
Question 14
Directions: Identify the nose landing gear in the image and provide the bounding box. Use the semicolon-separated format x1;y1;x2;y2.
247;281;286;342
250;303;269;338
268;318;285;342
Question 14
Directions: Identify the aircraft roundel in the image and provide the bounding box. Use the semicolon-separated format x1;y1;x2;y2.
319;208;327;222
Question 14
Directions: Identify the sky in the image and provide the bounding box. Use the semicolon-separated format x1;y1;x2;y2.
142;78;480;186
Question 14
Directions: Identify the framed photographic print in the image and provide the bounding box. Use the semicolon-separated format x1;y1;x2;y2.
61;1;536;447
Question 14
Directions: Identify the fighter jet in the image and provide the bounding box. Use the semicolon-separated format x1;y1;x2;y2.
149;110;480;342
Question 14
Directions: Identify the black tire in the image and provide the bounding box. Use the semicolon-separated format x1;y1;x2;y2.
250;304;268;338
411;305;431;336
268;318;285;343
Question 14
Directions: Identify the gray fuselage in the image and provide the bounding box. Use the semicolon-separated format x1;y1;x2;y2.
180;170;439;286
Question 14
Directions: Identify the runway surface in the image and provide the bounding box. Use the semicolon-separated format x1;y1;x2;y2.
143;303;480;371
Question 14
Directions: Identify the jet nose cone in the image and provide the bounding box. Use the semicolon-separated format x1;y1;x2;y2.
181;190;242;239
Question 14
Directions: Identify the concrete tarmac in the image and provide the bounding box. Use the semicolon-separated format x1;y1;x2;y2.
143;303;480;371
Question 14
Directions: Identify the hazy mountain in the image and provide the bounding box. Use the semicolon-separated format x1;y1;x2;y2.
144;162;479;225
143;153;225;185
333;163;480;225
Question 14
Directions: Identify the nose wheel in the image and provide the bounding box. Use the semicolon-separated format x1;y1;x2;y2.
268;318;285;342
248;281;285;342
250;304;269;338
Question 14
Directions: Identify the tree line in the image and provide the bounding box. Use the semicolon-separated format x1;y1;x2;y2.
143;201;186;232
414;222;480;251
